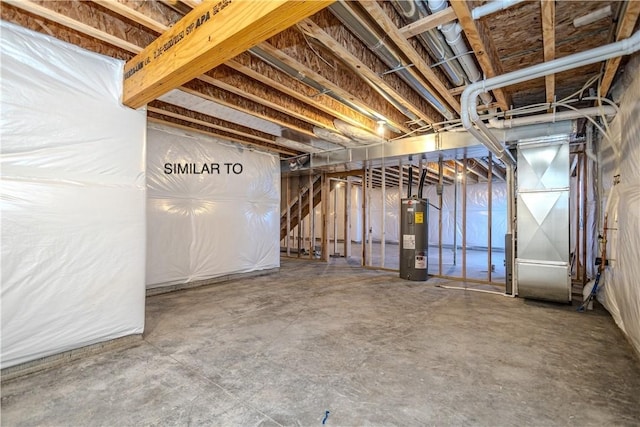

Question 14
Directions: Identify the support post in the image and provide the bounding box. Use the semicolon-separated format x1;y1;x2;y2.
488;154;493;283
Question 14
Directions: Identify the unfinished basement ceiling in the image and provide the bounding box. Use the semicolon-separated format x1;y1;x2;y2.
1;0;638;164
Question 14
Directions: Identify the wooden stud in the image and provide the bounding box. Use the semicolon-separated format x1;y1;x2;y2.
122;0;334;108
256;42;411;134
147;114;297;156
201;65;337;130
599;0;640;96
227;54;378;133
438;156;443;276
149;100;277;145
399;6;457;39
487;153;493;283
299;16;437;125
180;79;316;137
462;156;467;282
449;0;512;111
541;0;556;108
3;0;142;53
91;0;169;33
357;1;461;115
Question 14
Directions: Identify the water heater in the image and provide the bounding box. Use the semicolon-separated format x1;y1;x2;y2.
400;197;429;281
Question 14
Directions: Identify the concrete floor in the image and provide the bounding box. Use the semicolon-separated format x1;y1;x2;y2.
285;240;507;283
2;258;640;426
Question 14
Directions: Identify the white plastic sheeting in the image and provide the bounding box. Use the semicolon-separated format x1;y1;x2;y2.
598;53;640;355
287;181;507;250
369;183;507;248
146;123;280;288
0;22;146;368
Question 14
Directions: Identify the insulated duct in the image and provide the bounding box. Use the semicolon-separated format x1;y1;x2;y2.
329;1;454;120
391;0;466;87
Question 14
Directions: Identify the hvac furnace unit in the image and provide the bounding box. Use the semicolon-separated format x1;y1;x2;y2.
400;197;429;281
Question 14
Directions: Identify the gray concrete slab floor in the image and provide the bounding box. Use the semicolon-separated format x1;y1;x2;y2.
2;258;640;426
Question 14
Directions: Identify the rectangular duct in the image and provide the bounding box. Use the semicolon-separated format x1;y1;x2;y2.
515;136;571;302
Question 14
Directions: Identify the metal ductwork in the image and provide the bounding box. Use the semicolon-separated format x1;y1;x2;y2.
391;0;466;87
329;1;455;121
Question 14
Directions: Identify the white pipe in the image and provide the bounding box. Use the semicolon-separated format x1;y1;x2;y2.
585;123;597;162
427;0;486;95
461;30;640;166
472;0;527;20
488;106;617;129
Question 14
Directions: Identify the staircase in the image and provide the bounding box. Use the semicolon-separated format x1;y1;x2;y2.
280;175;322;241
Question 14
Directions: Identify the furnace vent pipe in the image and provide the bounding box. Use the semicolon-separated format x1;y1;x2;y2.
418;169;428;199
407;165;413;198
461;30;640;166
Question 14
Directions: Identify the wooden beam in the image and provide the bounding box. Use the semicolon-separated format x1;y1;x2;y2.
91;0;169;33
3;0;142;53
200;65;337;130
357;0;461;115
226;54;378;133
180;79;316;137
450;0;511;111
87;1;374;135
599;0;640;96
399;6;457;39
256;41;411;134
541;0;555;107
148;100;279;146
95;0;379;134
123;0;334;108
148;113;297;156
299;17;437;125
3;0;333;149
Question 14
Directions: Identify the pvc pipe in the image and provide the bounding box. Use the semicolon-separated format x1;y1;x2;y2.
391;0;466;86
427;0;490;102
472;0;527;20
585;122;597;162
488;106;617;129
428;0;479;82
461;30;640;166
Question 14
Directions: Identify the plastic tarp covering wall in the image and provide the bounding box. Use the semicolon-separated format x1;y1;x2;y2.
0;22;146;368
369;183;507;248
291;182;507;249
598;53;640;355
146;123;280;288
